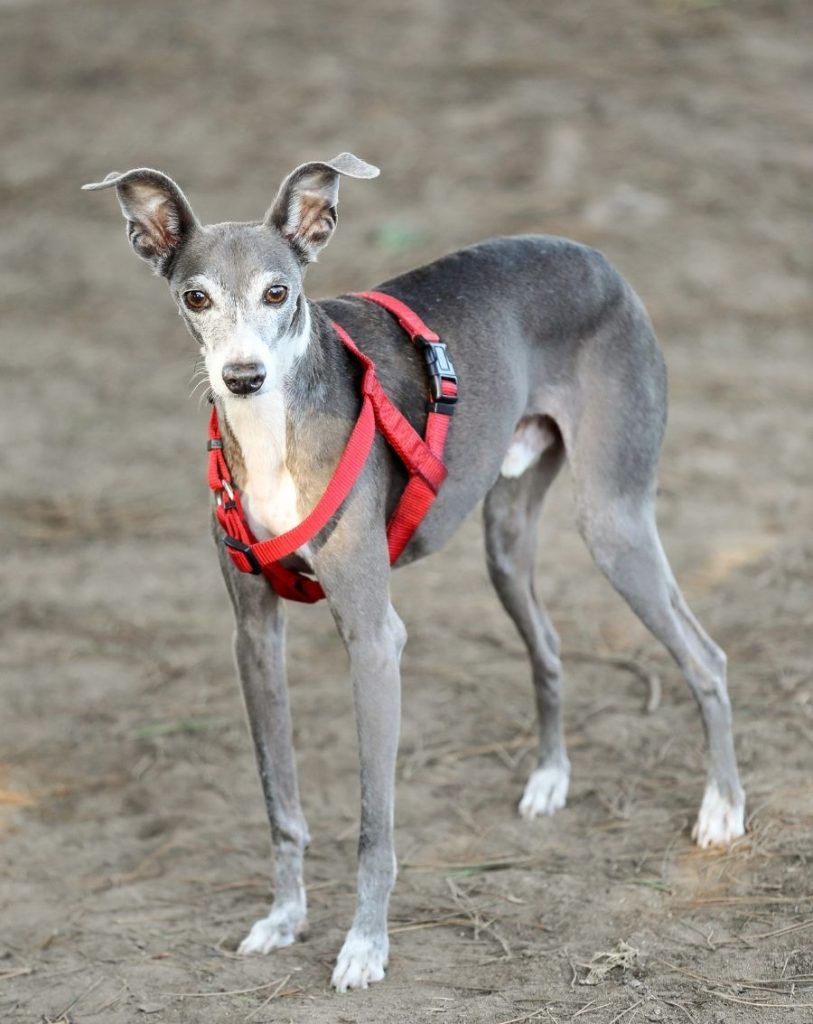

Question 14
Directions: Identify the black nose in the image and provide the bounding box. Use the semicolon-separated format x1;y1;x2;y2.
222;361;266;395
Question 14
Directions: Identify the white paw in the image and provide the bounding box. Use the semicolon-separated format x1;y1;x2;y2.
692;782;746;848
237;903;307;955
331;930;388;992
519;763;570;819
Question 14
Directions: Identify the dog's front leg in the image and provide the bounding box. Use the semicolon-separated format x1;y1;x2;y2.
332;600;405;991
216;540;310;955
316;531;405;991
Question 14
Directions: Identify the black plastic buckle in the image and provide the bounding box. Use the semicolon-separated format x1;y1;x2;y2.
223;535;262;575
420;340;458;413
207;438;223;451
426;396;456;415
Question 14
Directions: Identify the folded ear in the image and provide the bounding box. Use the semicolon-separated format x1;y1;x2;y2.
83;168;199;275
265;153;379;262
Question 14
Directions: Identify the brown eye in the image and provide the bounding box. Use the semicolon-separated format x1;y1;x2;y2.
263;285;288;305
183;290;211;311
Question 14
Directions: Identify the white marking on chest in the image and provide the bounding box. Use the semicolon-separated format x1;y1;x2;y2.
224;390;301;541
219;308;312;543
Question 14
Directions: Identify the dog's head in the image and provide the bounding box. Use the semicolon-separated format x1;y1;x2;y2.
83;154;379;399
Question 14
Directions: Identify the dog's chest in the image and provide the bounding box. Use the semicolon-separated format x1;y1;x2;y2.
224;393;301;541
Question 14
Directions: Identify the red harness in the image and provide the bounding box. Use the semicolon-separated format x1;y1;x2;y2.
207;291;458;603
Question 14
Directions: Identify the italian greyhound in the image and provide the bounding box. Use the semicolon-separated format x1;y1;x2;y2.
84;154;745;991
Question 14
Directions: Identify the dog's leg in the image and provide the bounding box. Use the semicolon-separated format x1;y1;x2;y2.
314;526;405;991
332;597;405;990
551;297;745;847
216;542;310;954
576;496;745;847
484;434;569;818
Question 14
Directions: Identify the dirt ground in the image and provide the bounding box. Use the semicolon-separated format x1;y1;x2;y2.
1;1;812;1022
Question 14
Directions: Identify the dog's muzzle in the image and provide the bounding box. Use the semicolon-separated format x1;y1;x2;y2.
222;361;266;396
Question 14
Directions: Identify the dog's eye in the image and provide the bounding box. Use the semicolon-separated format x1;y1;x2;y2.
183;290;211;311
263;285;288;306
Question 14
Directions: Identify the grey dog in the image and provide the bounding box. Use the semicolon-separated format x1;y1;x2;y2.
84;153;745;991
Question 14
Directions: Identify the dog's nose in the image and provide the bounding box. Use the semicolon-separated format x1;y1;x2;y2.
222;361;266;395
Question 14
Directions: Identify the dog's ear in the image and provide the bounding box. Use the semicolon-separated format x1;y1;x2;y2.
266;153;379;261
83;168;199;275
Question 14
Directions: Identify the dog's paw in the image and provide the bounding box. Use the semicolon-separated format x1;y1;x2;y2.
237;903;307;955
519;763;570;819
331;930;388;992
692;782;746;848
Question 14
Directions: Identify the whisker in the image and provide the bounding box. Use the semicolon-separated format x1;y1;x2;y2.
197;386;214;410
188;355;206;384
189;377;212;401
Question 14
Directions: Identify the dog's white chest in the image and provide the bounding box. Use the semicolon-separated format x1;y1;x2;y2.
242;467;300;540
224;393;302;541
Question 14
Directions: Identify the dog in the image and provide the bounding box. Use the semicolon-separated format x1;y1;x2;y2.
84;153;745;991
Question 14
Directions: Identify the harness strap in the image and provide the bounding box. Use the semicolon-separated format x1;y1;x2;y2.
210;405;348;601
355;290;440;343
208;292;458;602
356;291;458;562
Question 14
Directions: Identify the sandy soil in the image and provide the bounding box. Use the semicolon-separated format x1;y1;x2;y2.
1;1;812;1021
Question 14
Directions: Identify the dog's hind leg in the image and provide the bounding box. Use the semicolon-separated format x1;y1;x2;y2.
216;540;310;955
576;496;745;845
563;305;745;847
484;423;570;818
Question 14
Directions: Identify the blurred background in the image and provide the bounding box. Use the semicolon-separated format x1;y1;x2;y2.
1;2;811;1022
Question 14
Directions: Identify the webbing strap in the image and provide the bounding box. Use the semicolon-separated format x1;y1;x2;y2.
355;290;441;342
385;380;456;563
353;291;458;563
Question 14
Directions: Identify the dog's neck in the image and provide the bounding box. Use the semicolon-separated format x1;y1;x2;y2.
217;299;353;541
218;301;311;540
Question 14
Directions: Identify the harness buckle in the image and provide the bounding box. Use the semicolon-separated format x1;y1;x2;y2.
426;396;456;415
419;339;458;411
223;535;263;575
